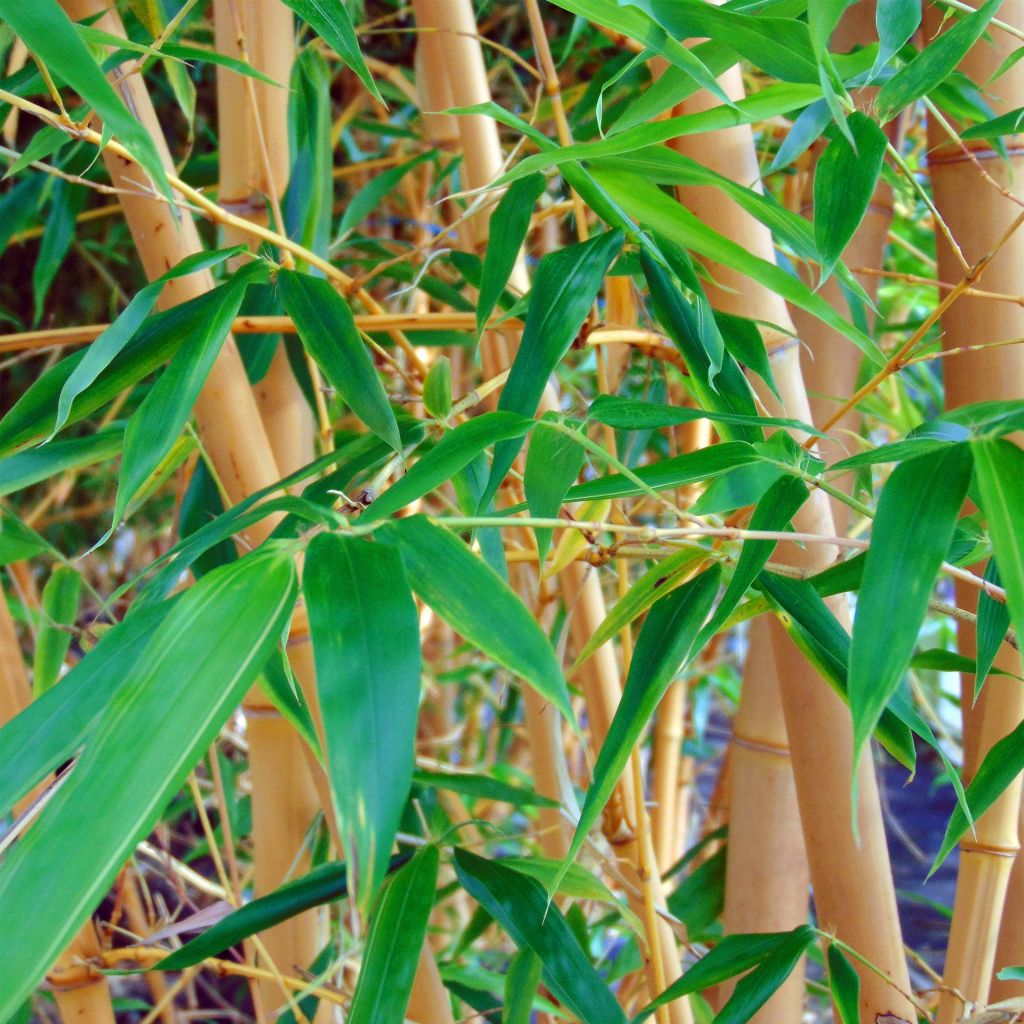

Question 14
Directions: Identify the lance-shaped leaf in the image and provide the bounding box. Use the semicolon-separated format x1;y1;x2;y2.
454;849;628;1024
477;173;546;337
814;113;888;282
279;269;401;451
636;926;817;1023
525;417;586;567
47;247;245;441
348;846;439;1024
972;439;1024;652
870;0;922;79
361;412;533;523
848;445;972;777
827;943;861;1024
0;426;124;497
563;567;720;876
32;565;82;697
485;230;623;504
281;0;384;104
877;0;1002;121
974;558;1011;701
0;0;171;201
0;549;297;1020
304;534;420;908
381;516;574;724
104;272;255;544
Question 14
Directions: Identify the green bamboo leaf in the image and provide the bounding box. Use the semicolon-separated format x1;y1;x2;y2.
281;0;384;104
564;567;720;875
694;477;808;651
665;845;726;939
158;860;355;970
870;0;922;79
814;113;888;282
103;273;254;544
961;106;1024;139
486;230;623;504
48;247;246;442
279;269;401;452
413;770;559;809
997;966;1024;981
972;439;1024;651
0;549;297;1019
0;513;50;566
877;0;1002;121
525;418;586;567
931;716;1024;873
477;174;546;338
160;42;284;87
361;412;533;524
0;0;172;201
338;150;437;237
573;548;709;671
827;943;861;1024
32;180;85;325
0;600;174;819
603;172;883;367
348;846;440;1024
849;445;973;775
304;534;420;908
0;426;124;497
767;99;831;173
32;565;81;697
975;559;1010;700
422;355;452;419
0;286;236;456
381;516;575;724
453;849;629;1024
636;927;817;1023
503;950;543;1024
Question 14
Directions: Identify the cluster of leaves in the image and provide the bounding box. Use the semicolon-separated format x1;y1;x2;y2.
1;1;1023;1022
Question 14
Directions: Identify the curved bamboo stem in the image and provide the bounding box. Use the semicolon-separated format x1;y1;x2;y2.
668;60;915;1022
924;4;1024;1019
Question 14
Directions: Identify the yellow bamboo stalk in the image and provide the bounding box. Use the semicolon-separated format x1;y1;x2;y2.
925;5;1024;1019
990;794;1024;1003
412;4;690;1018
668;61;915;1021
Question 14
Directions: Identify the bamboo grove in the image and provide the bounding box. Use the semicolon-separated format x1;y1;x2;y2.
0;1;1022;1022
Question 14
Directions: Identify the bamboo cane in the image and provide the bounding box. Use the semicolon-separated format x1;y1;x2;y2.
212;6;324;1015
925;5;1024;1019
668;62;916;1021
990;794;1024;1003
412;4;690;1018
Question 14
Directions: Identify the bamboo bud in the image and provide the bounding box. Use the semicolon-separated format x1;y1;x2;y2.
924;4;1024;1018
668;62;915;1022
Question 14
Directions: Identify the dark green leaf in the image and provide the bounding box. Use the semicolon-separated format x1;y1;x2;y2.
975;559;1010;700
0;426;124;497
346;847;440;1024
503;950;543;1024
849;445;972;774
525;419;586;567
871;0;922;79
413;769;559;809
827;943;861;1024
279;269;401;451
32;180;85;325
454;849;628;1024
305;534;420;908
961;106;1024;139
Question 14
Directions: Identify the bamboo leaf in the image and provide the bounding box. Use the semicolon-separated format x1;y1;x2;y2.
503;950;543;1024
453;849;629;1024
338;150;437;237
485;230;623;504
103;274;254;543
931;716;1024;873
972;439;1024;651
422;355;452;419
871;0;922;79
279;269;401;452
348;847;440;1024
849;445;973;775
280;0;384;104
564;567;720;875
636;926;817;1022
381;516;575;724
48;247;246;442
361;412;533;524
477;174;546;337
0;0;172;201
961;106;1024;139
32;565;81;697
412;770;559;810
525;418;587;568
0;426;124;497
877;0;1002;121
0;550;297;1019
813;113;888;282
304;534;420;908
975;559;1010;700
827;943;861;1024
32;180;85;326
